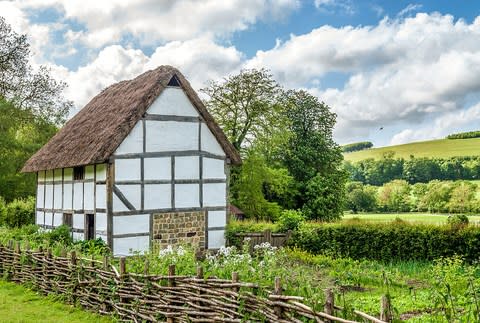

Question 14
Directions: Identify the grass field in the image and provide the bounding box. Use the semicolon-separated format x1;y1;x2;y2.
343;137;480;162
343;212;480;224
0;280;113;323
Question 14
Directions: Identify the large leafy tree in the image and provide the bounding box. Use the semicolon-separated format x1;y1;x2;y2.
201;68;285;152
0;17;71;124
281;90;347;220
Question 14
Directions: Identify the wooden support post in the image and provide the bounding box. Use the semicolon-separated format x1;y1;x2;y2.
196;266;203;279
324;288;334;321
119;257;126;278
70;251;77;266
14;242;21;254
264;229;272;244
232;272;239;293
144;259;149;276
380;295;392;322
167;264;176;323
103;255;109;270
7;240;13;249
273;277;283;318
24;241;30;251
46;248;52;259
60;248;67;258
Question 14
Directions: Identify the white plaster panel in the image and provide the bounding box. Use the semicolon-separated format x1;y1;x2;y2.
117;185;141;210
53;184;62;209
63;183;73;210
45;184;53;209
45;170;53;181
96;213;107;231
115;121;143;155
175;184;199;208
73;214;84;230
147;87;198;117
38;171;45;181
96;184;106;209
96;164;106;181
203;183;226;207
203;158;226;179
208;230;225;249
64;168;73;181
113;214;150;235
96;234;107;242
175;156;199;180
36;211;44;226
85;165;95;179
144;184;171;209
201;123;225;156
146;121;198;152
208;211;227;228
113;194;129;212
144;157;171;180
115;159;141;181
84;182;95;210
53;213;63;227
53;169;62;182
45;212;53;226
113;236;150;256
37;184;45;208
73;232;84;241
73;183;83;210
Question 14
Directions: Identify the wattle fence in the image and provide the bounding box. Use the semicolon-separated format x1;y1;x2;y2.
0;241;389;322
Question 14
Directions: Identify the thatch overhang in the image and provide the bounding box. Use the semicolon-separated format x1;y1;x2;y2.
22;65;241;173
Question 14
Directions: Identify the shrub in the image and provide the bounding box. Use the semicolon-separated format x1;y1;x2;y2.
225;219;280;248
3;196;35;228
75;238;110;256
447;214;469;229
292;221;480;262
46;225;73;246
277;209;304;232
0;196;6;224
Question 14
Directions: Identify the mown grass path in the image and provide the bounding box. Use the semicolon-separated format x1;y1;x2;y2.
0;280;113;323
343;212;480;224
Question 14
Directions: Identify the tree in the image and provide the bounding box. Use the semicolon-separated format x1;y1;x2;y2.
282;90;347;220
0;98;57;201
201;68;284;152
447;181;477;213
420;180;453;213
377;180;411;212
0;17;71;124
345;182;377;213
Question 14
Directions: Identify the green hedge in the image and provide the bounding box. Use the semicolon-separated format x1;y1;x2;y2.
447;130;480;139
292;222;480;262
342;141;373;153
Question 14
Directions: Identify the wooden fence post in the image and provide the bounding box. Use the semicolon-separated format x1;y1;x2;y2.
144;259;149;276
324;288;334;322
167;264;176;323
264;229;272;244
119;257;126;278
380;295;392;322
70;251;77;267
273;277;283;318
102;255;109;270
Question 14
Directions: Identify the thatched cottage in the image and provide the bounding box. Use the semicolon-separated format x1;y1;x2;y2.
22;66;241;256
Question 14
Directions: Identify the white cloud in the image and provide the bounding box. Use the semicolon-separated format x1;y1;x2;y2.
314;0;354;15
398;4;423;17
246;13;480;144
17;0;300;47
49;38;243;111
390;102;480;145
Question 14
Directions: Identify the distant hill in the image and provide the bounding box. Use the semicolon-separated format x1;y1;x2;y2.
343;138;480;163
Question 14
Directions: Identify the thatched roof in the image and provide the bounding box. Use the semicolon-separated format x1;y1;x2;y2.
22;66;241;172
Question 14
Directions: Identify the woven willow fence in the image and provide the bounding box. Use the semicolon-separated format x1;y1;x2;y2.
0;241;388;322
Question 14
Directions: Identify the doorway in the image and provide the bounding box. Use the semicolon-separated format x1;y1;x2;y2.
85;214;95;240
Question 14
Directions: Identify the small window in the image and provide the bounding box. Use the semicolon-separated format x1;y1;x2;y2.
167;75;181;87
73;166;85;180
63;213;73;228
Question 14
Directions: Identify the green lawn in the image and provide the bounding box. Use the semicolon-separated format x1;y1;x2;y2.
343;138;480;162
343;212;480;224
0;280;113;323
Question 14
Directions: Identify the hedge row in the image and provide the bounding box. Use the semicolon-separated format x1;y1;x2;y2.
446;130;480;140
291;222;480;262
341;141;373;153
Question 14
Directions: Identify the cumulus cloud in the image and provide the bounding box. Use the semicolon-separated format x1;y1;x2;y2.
246;13;480;143
17;0;300;47
48;38;243;112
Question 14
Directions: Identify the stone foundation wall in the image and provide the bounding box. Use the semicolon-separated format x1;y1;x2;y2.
152;211;205;250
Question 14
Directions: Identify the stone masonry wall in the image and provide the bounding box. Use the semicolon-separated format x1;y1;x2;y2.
152;211;205;250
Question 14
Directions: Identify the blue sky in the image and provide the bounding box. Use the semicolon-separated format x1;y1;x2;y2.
2;0;480;147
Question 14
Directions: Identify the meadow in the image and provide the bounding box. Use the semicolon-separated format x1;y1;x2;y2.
343;212;480;224
343;137;480;162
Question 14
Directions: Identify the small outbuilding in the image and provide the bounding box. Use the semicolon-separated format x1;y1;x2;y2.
22;66;241;256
